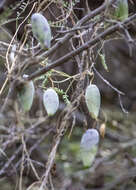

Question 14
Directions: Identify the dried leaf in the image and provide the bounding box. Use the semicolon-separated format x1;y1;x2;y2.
100;123;106;138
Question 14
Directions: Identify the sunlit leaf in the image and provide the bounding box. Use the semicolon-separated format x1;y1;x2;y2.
43;88;59;116
80;129;99;167
31;13;52;49
85;84;101;120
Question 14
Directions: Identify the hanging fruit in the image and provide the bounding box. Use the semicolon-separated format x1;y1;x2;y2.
17;77;35;112
31;13;52;49
80;129;99;167
85;84;101;120
43;88;59;116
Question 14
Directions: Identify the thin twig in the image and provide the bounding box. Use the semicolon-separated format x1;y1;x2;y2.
57;25;91;33
118;94;128;114
0;144;23;176
39;94;82;189
92;66;125;95
21;135;40;180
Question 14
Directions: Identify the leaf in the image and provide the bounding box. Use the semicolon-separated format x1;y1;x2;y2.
115;0;128;21
18;80;35;112
80;129;99;167
43;88;59;116
31;13;52;49
85;84;101;120
99;52;108;72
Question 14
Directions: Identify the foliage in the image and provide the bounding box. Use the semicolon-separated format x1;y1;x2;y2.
114;0;128;21
0;0;136;189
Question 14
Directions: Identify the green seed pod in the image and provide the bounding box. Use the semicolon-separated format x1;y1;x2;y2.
18;76;35;112
85;84;101;120
80;129;99;167
43;88;59;116
31;13;52;49
115;0;128;21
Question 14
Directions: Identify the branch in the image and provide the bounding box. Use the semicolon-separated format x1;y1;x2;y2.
21;0;116;71
92;66;125;95
1;79;19;113
27;13;136;81
38;0;116;59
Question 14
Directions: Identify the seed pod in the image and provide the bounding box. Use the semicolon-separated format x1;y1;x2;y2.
43;88;59;116
18;78;35;112
80;129;99;167
115;0;128;21
85;84;101;120
31;13;52;49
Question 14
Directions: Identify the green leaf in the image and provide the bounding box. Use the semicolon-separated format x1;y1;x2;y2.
115;0;128;21
99;53;108;72
43;88;59;116
31;13;52;49
18;80;35;112
85;84;101;120
80;129;99;167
